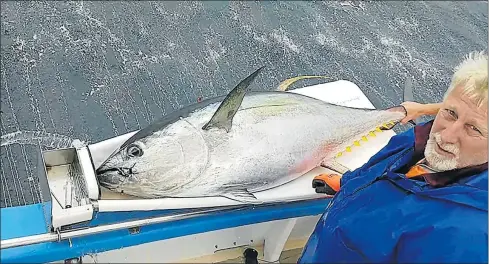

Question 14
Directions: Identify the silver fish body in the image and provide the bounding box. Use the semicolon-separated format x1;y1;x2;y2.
96;68;407;203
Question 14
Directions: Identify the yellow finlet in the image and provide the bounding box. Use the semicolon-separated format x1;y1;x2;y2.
334;121;394;158
379;121;398;130
277;75;333;91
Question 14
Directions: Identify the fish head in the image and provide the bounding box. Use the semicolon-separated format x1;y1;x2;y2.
95;138;150;194
95;121;209;197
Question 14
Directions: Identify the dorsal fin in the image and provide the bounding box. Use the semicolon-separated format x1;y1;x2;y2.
202;66;264;132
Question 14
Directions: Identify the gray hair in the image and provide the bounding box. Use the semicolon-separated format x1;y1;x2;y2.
444;50;488;108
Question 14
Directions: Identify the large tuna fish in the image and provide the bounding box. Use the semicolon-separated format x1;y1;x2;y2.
96;67;408;203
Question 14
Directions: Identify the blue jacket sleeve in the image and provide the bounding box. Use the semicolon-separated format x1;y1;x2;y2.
395;223;488;263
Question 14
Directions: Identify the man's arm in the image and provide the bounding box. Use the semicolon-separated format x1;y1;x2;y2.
400;102;442;124
395;222;487;263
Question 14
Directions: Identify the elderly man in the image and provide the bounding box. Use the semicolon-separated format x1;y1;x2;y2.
299;51;488;263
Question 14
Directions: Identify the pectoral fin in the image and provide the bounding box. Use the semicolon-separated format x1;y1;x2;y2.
221;186;263;204
202;66;264;132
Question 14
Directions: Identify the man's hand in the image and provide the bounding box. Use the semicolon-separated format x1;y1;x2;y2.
400;101;442;124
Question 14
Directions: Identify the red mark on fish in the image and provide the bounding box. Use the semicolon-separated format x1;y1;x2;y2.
289;143;335;174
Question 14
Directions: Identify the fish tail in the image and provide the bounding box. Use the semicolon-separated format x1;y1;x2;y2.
387;105;417;126
386;105;408;116
377;105;409;130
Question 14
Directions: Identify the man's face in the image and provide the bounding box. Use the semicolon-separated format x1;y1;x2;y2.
425;85;488;171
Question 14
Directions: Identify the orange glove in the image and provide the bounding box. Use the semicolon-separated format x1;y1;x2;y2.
312;173;342;195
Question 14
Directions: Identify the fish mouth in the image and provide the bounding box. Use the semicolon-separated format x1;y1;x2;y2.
96;167;119;175
96;163;136;176
95;170;120;190
96;164;136;189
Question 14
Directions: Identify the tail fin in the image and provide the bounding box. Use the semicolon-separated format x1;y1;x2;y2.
380;105;406;131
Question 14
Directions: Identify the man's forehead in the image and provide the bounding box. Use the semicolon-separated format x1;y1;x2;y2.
446;86;485;105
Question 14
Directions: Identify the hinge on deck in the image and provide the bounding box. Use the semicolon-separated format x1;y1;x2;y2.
56;228;61;242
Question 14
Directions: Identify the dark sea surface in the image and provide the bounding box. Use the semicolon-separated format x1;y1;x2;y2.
1;1;487;207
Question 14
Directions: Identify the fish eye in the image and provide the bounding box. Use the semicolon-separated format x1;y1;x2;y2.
127;144;143;157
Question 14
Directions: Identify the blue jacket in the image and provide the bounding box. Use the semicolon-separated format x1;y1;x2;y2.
298;121;488;263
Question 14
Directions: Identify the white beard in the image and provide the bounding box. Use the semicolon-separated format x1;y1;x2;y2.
424;132;459;171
